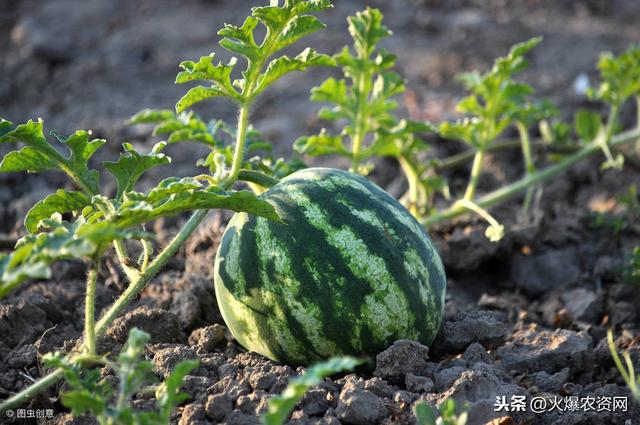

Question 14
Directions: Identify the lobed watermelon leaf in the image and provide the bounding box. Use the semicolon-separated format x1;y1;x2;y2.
175;0;333;112
104;142;171;199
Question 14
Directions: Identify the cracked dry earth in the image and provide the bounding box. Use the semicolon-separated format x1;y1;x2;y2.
2;0;640;424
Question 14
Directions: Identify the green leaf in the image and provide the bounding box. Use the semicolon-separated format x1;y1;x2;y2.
25;190;91;233
0;253;51;298
176;0;332;111
104;142;171;199
575;110;602;142
275;14;326;50
126;109;175;125
294;131;348;157
254;48;335;96
347;7;391;58
262;357;361;425
590;45;640;105
54;131;107;195
0;215;149;299
156;359;200;422
176;86;230;114
61;391;106;417
0;147;57;172
112;178;281;228
218;17;261;61
414;402;437;425
0;120;107;195
0;119;13;138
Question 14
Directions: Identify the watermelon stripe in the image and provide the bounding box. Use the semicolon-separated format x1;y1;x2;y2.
214;168;446;366
295;180;441;343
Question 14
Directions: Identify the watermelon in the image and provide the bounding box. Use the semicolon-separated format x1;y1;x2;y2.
214;168;446;366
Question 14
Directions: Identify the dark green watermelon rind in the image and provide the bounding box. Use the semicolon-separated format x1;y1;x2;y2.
214;168;446;365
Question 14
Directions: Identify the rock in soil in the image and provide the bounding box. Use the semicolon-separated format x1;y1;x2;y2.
373;339;430;384
431;310;508;357
510;248;581;297
106;306;186;344
496;323;593;376
336;387;388;425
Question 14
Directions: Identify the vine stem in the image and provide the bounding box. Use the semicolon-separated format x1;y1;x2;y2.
350;58;371;173
94;208;208;336
463;148;486;201
516;121;537;213
237;169;279;189
398;155;421;217
423;127;640;227
224;104;250;186
434;139;580;171
84;265;98;355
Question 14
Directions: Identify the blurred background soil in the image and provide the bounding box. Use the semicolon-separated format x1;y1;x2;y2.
1;1;640;424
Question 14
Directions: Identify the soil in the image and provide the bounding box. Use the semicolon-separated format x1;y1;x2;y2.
1;1;640;424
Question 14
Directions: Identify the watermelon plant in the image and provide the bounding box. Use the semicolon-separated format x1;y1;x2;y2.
607;329;640;401
0;0;639;422
43;328;199;424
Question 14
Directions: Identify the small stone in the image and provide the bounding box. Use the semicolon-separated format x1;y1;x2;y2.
463;342;492;364
363;377;396;398
336;388;387;425
107;307;185;344
393;390;417;407
248;371;278;391
510;248;580;296
496;324;593;375
532;368;570;393
405;373;434;393
219;363;239;379
181;375;214;402
237;391;269;416
178;403;207;425
205;393;232;422
188;325;226;351
374;340;430;383
438;370;529;425
561;288;602;324
431;310;507;356
224;411;261;425
434;366;466;392
300;389;330;416
151;345;197;378
208;376;252;401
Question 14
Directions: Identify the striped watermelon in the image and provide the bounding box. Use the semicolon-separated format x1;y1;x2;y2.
214;168;446;366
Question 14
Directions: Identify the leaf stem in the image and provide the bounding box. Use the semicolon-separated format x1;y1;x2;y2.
84;264;98;355
95;209;208;335
398;155;421;217
238;169;279;188
423;127;640;227
223;104;250;186
0;369;65;414
599;104;619;165
516;120;536;213
350;61;371;173
434;139;579;171
113;240;138;281
463;148;486;201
